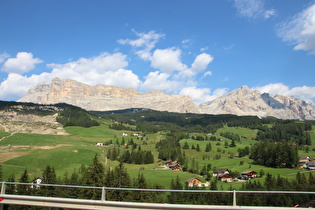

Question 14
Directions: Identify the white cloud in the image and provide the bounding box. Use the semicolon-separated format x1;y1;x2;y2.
233;0;276;19
179;86;229;105
233;0;264;18
2;52;43;74
0;52;141;100
200;47;209;52
0;53;10;63
203;71;212;77
264;9;277;19
0;73;51;100
277;3;315;54
191;53;214;73
150;48;187;73
253;83;315;102
118;30;165;60
140;71;180;92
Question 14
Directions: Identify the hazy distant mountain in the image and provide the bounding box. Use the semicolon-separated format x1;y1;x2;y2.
18;79;315;120
199;85;315;120
18;78;201;114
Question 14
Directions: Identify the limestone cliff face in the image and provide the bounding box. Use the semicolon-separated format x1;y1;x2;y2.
199;86;315;120
18;78;201;113
18;79;315;120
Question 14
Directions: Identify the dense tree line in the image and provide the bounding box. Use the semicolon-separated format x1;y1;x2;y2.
106;145;154;164
256;122;312;145
155;132;187;161
109;123;134;131
3;156;315;208
239;172;315;207
2;156;162;206
249;141;298;168
219;132;240;142
57;109;100;128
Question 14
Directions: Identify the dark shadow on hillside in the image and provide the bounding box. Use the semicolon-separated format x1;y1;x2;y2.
261;93;286;109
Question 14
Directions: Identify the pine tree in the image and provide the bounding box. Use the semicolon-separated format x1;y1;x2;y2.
196;144;200;152
205;142;212;152
182;141;189;149
112;162;131;201
133;173;149;202
17;169;29;195
230;139;236;147
82;155;105;199
168;176;183;203
6;174;16;194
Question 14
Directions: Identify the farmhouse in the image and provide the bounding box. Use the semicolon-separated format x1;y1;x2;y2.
31;177;43;189
299;156;311;169
185;177;203;187
219;174;234;182
307;161;315;170
95;142;104;146
130;132;143;137
241;171;257;180
213;168;229;177
169;163;182;171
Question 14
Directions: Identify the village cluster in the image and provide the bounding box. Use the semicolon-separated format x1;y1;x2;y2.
164;160;257;187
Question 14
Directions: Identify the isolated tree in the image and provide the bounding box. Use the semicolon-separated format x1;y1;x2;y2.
196;144;200;152
230;139;236;147
205;142;212;152
182;141;189;149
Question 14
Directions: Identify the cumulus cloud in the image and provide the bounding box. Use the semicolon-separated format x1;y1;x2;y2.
180;86;229;105
150;48;187;73
191;53;214;73
140;71;180;92
277;3;315;54
0;52;141;100
2;52;43;74
233;0;276;19
0;73;52;100
253;83;315;102
118;30;165;60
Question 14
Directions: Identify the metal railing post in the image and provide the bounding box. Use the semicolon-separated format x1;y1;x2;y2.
101;187;106;201
233;190;236;206
0;182;5;195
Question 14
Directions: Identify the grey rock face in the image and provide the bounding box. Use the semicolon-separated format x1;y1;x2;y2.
18;78;201;114
18;79;315;120
199;85;315;120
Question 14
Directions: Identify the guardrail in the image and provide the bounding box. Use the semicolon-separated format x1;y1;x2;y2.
1;182;315;209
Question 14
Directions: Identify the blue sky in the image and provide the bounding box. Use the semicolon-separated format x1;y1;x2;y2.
0;0;315;104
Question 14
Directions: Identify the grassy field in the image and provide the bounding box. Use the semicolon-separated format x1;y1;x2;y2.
1;122;315;189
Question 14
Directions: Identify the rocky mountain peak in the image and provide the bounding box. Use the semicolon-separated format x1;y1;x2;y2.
18;79;315;120
18;78;200;113
199;86;315;120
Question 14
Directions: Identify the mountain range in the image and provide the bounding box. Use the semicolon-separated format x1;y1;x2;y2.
18;78;315;120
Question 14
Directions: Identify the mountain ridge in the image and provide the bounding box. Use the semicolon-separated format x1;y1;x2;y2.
18;78;315;120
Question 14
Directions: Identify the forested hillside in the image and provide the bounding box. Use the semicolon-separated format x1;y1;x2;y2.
1;102;315;207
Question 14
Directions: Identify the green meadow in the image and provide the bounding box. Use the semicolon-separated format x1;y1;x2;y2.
1;122;315;189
